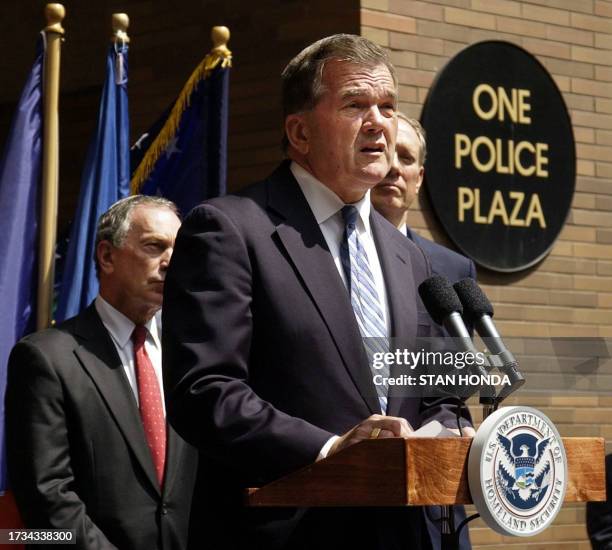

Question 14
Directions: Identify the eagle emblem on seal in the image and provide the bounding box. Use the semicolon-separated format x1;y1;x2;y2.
496;432;552;509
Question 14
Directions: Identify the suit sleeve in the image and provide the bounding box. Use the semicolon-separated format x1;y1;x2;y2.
5;341;118;550
162;203;333;484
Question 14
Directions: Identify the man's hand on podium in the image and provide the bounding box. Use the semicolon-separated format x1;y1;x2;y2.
328;414;414;457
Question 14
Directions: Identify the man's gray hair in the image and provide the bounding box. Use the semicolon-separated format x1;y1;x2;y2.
94;195;179;274
281;34;397;150
398;113;427;167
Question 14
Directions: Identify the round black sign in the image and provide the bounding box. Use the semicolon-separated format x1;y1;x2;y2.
421;41;575;272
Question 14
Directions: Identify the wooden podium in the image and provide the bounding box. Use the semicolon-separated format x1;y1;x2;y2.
246;437;606;507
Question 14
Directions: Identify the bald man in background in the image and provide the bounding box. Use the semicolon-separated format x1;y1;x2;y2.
6;196;197;550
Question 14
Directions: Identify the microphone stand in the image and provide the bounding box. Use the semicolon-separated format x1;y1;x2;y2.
418;277;527;550
439;343;496;550
439;347;524;550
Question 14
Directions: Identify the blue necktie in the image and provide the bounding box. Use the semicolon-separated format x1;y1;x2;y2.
340;205;389;413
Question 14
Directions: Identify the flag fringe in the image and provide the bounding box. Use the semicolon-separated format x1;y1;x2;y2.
130;48;232;194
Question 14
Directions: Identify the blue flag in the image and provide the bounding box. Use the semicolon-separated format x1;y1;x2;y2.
55;42;130;322
131;47;231;215
0;35;44;493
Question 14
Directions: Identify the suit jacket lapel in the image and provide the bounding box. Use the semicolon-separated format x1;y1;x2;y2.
371;213;418;417
267;165;380;415
73;305;161;494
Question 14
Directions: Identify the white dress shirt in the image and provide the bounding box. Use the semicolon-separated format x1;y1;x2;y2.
95;295;166;415
290;162;391;457
291;162;391;331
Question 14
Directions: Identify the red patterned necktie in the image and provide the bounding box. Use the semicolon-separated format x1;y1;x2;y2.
132;325;166;486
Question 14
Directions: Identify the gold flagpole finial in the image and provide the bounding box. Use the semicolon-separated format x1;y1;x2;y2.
44;3;65;35
211;26;230;57
112;13;130;43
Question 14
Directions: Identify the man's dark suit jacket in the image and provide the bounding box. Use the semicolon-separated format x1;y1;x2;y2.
163;162;471;550
5;304;198;550
405;226;476;283
405;226;476;550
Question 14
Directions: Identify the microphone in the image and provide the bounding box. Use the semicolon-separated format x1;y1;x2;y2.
418;275;494;403
418;275;475;346
453;278;525;400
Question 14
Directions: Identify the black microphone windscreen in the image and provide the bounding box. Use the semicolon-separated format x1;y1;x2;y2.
418;275;463;325
453;278;494;321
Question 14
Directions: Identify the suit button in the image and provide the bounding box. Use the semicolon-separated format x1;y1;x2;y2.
161;504;168;515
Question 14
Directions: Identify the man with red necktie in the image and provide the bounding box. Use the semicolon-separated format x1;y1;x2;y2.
6;195;197;550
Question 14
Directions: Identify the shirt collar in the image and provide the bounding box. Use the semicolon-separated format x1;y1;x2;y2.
398;223;408;237
95;295;160;350
290;161;372;232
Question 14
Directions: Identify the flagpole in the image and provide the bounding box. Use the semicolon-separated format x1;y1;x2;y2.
37;3;65;330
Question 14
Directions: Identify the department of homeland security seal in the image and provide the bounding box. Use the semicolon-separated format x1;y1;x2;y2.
468;406;567;536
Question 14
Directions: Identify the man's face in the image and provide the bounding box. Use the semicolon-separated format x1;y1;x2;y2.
98;205;181;324
371;119;424;225
291;60;398;203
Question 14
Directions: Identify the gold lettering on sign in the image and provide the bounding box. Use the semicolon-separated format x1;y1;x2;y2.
457;187;546;228
472;84;531;124
509;191;526;227
453;83;551;233
454;135;549;177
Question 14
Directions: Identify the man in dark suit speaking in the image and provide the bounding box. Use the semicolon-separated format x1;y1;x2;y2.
6;196;197;550
163;34;471;550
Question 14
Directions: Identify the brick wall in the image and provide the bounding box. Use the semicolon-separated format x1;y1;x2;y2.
361;0;612;547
